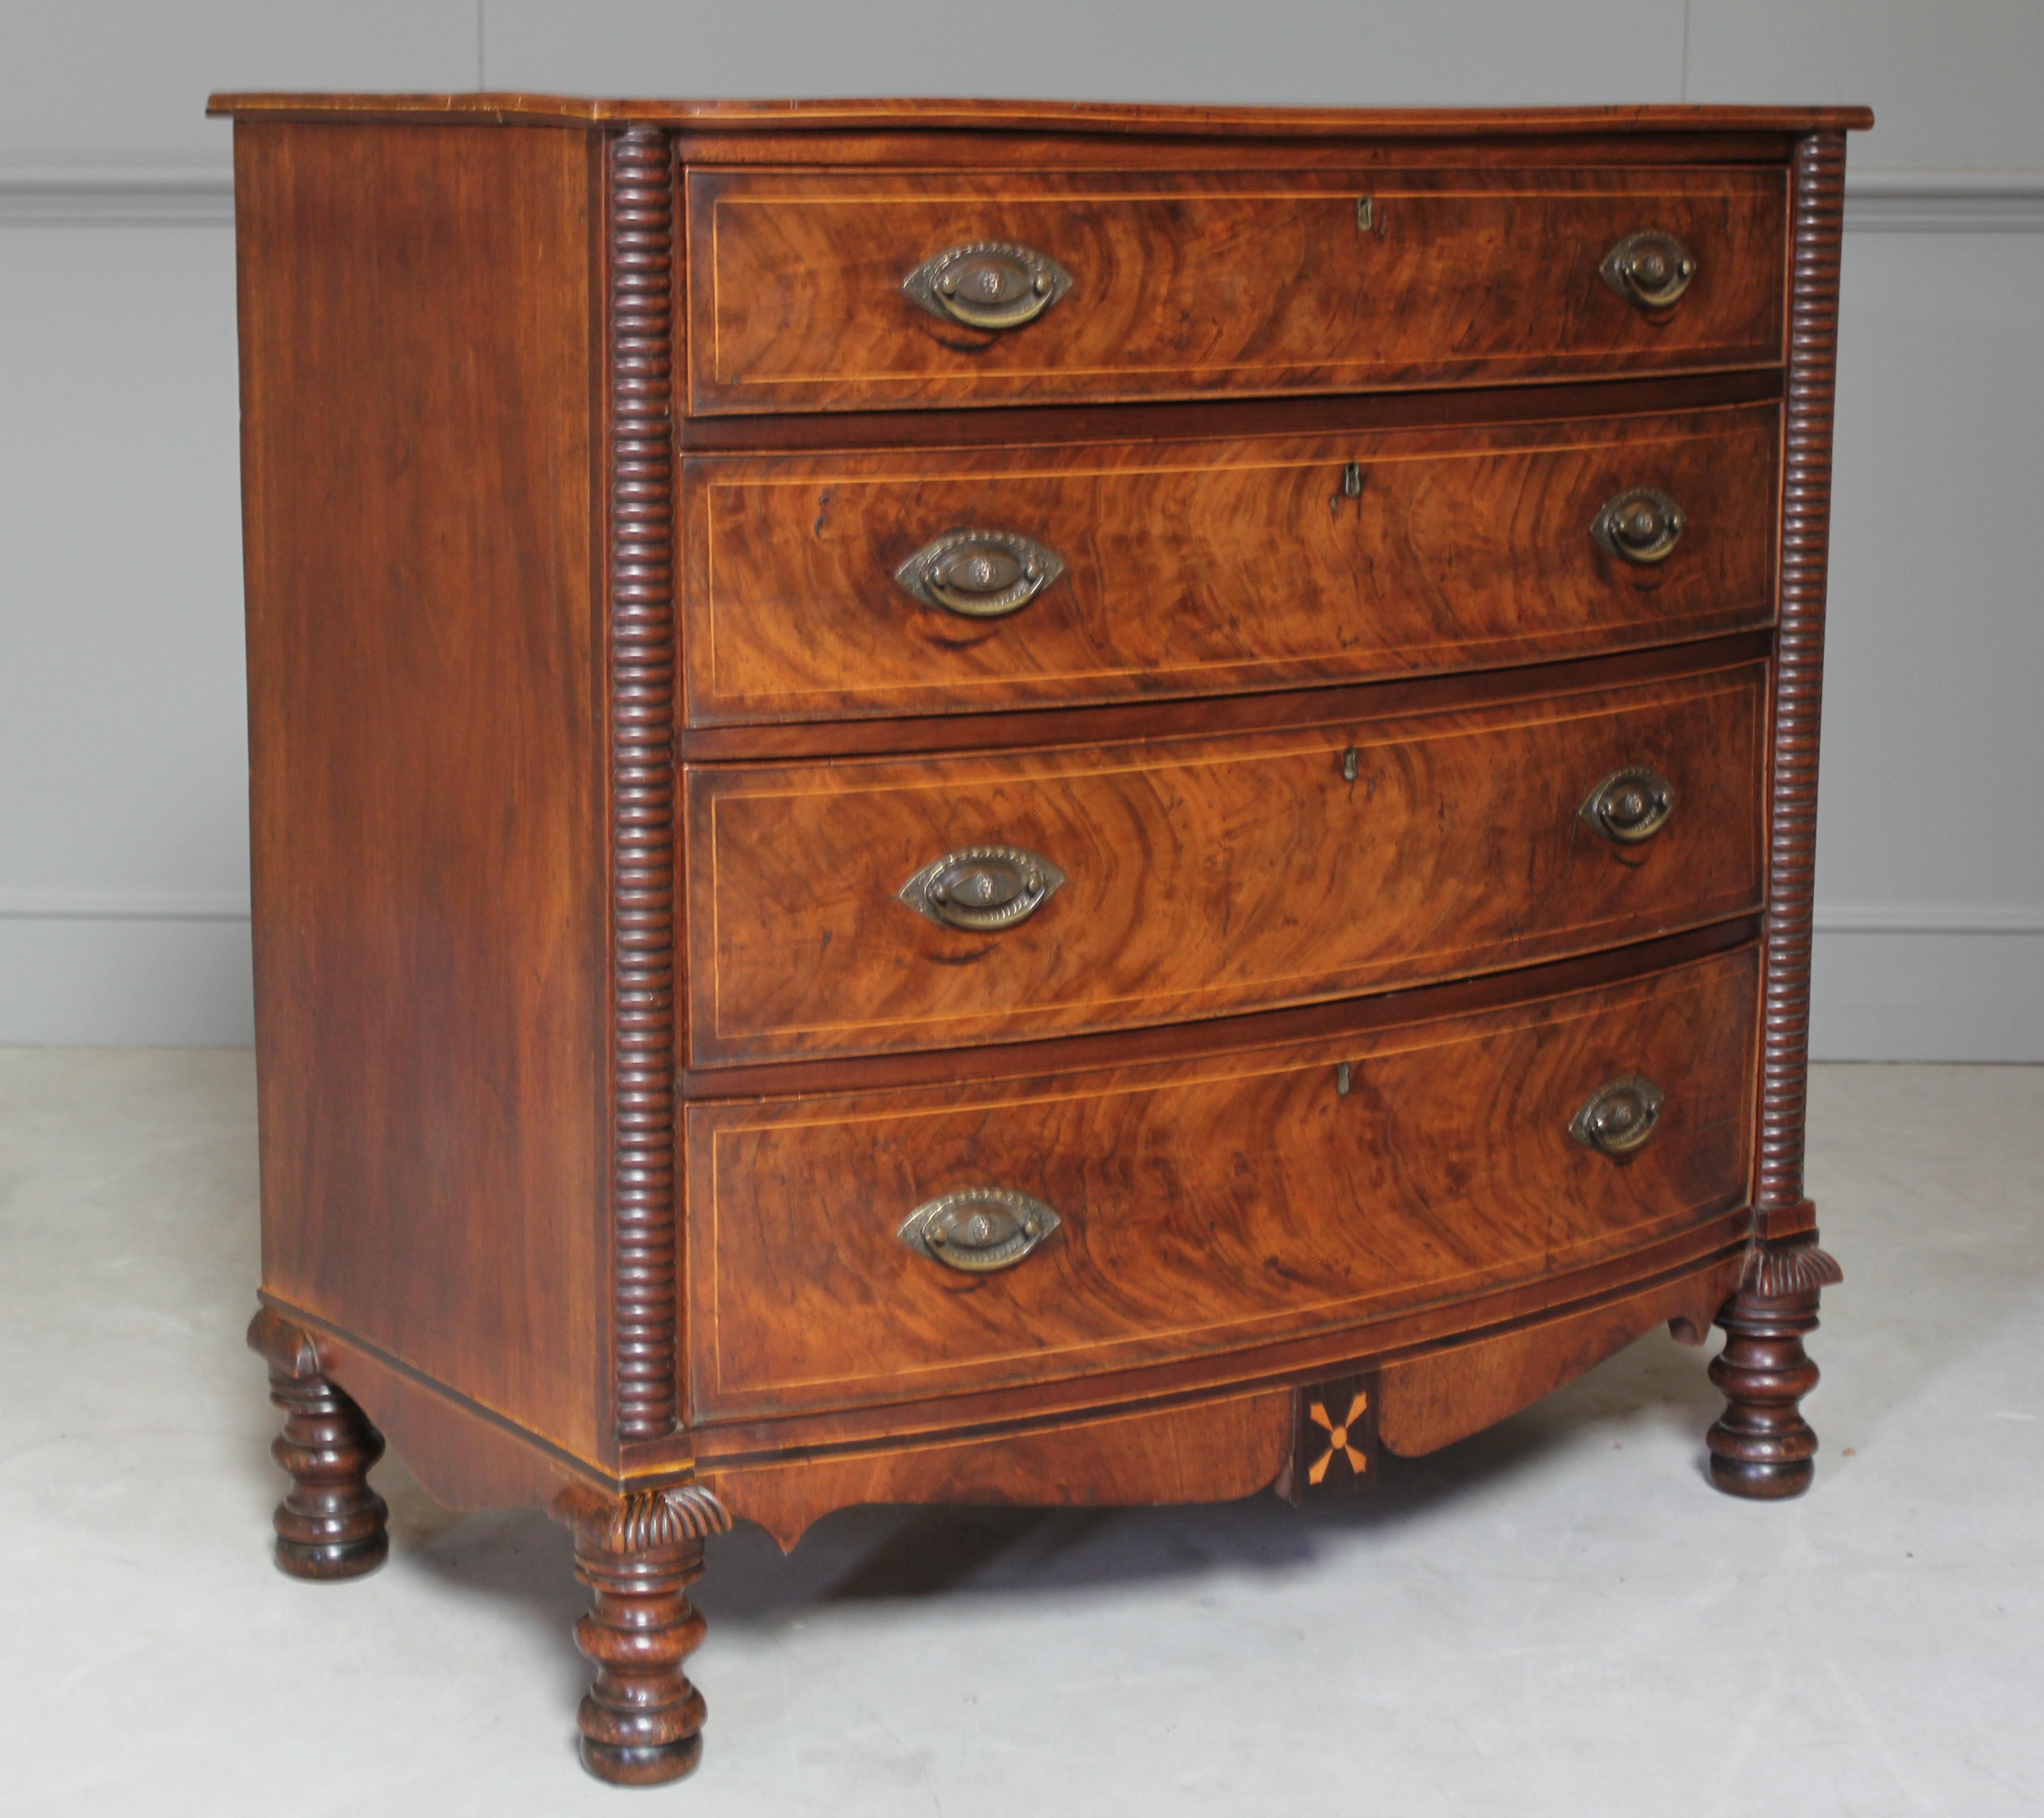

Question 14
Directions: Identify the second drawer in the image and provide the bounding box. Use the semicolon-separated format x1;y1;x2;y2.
683;403;1779;724
686;662;1764;1065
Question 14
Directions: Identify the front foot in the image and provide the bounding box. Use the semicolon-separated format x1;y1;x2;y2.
560;1483;732;1786
247;1308;389;1578
1706;1243;1842;1499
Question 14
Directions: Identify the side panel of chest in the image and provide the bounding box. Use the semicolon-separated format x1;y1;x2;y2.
235;120;613;1465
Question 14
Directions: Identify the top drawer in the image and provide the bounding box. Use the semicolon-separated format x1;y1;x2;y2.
687;167;1786;415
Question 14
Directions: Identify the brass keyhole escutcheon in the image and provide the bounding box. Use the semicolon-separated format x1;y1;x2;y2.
1593;486;1687;565
1570;1074;1667;1156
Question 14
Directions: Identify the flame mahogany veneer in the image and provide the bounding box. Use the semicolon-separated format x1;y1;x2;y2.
212;93;1868;1785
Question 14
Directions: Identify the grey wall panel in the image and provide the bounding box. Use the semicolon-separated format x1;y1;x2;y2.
0;2;478;171
1686;0;2044;175
478;0;1686;105
0;2;2037;1054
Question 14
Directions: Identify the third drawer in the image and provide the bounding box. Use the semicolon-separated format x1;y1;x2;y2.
686;660;1764;1066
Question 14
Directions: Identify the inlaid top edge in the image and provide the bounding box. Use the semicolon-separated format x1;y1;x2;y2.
204;93;1875;137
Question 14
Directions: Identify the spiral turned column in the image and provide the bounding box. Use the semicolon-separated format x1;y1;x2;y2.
1709;130;1849;1500
605;126;680;1447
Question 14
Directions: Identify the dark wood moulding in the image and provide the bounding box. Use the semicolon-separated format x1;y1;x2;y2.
207;92;1872;140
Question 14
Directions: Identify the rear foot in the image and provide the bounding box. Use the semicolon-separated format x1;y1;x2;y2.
248;1308;388;1578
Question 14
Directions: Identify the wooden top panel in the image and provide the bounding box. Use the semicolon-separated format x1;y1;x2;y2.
207;93;1874;138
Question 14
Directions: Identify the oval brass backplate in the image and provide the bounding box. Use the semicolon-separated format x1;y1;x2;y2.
1570;1074;1667;1156
899;1187;1062;1272
902;240;1074;330
1592;486;1687;565
898;845;1065;932
1600;229;1697;311
895;529;1065;618
1580;764;1675;845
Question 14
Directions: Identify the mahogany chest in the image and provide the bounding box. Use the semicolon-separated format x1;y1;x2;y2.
209;92;1870;1786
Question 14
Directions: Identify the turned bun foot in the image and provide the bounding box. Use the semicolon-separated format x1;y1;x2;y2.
1706;1244;1841;1500
562;1484;730;1786
248;1309;389;1579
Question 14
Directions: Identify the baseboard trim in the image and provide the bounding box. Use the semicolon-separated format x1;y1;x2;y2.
1842;169;2044;234
1811;928;2044;1062
0;887;250;922
0;168;235;227
1812;903;2044;936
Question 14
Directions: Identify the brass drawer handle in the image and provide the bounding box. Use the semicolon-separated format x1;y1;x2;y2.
1593;486;1686;564
899;845;1065;932
900;1187;1061;1272
895;529;1065;619
903;240;1073;331
1571;1074;1667;1156
1600;229;1697;311
1580;764;1675;845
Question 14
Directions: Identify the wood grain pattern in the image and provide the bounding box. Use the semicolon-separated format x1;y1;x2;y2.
606;127;681;1446
690;166;1786;413
678;629;1773;765
707;1390;1294;1551
1375;1260;1739;1455
688;664;1765;1064
285;1310;602;1510
234;119;612;1464
668;128;1810;175
676;368;1783;456
207;93;1873;139
684;948;1758;1421
684;404;1779;723
681;1210;1752;1469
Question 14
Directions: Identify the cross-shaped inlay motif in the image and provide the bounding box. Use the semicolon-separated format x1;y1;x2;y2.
1305;1389;1371;1485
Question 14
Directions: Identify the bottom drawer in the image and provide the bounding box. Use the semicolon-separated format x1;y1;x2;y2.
685;947;1758;1422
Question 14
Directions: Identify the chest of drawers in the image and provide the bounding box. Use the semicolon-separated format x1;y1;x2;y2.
210;92;1869;1786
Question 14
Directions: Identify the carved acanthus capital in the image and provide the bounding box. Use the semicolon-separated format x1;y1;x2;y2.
557;1480;733;1558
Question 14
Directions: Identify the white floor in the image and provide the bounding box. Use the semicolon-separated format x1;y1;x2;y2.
1;1052;2039;1817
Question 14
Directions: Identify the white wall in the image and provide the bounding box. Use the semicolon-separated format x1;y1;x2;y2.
2;2;2039;1056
